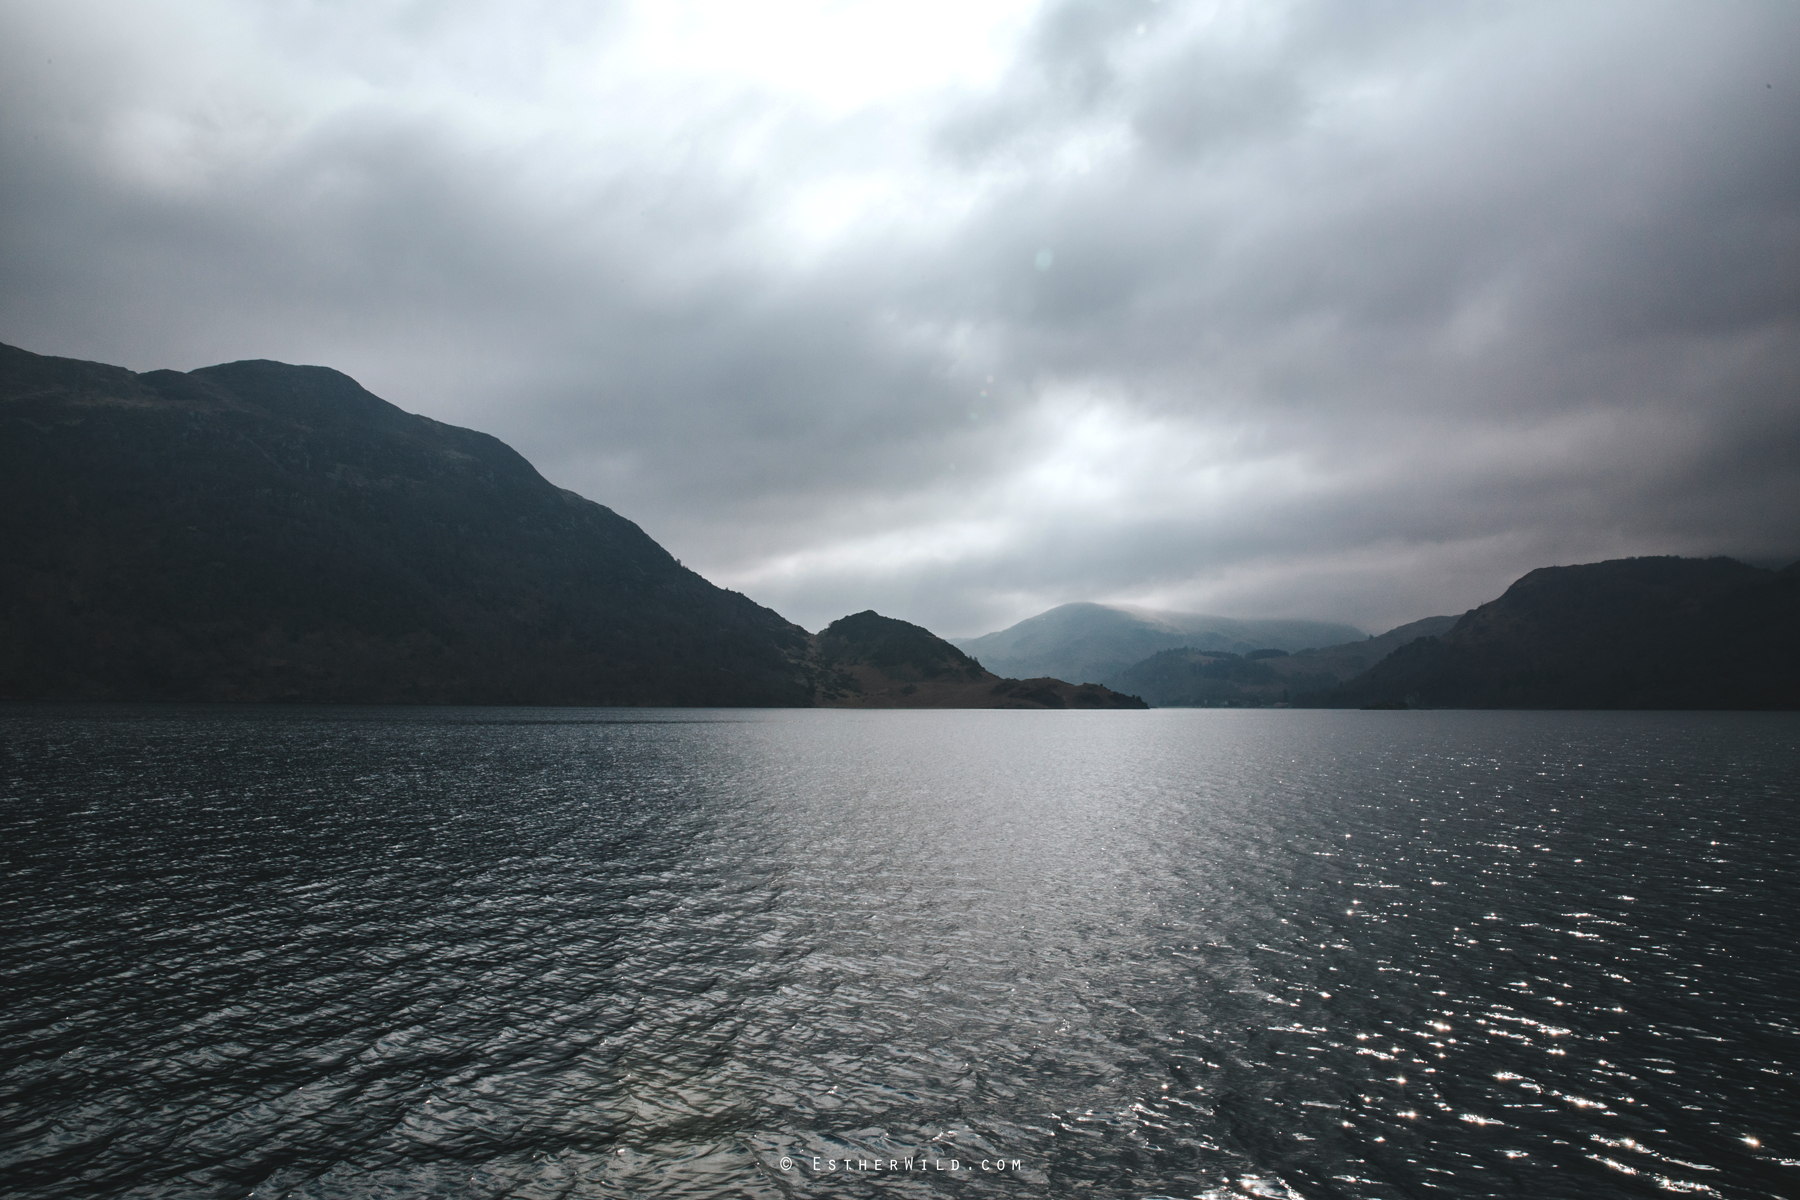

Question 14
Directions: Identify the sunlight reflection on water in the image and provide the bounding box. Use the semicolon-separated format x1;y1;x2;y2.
1;707;1795;1198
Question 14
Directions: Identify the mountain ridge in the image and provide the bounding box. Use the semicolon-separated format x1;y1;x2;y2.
0;343;1144;709
1;343;823;704
1300;556;1799;709
1108;614;1460;707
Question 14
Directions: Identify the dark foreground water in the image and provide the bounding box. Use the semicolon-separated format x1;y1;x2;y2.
1;708;1796;1200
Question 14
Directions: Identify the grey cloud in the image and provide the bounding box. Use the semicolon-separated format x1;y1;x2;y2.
2;0;1796;639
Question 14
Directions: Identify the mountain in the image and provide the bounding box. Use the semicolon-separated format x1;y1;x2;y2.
1301;557;1800;710
1110;614;1459;707
0;342;1151;709
814;611;1146;708
0;343;819;704
951;602;1365;685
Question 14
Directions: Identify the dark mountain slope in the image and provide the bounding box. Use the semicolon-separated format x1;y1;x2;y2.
813;611;1147;708
1303;557;1799;709
0;343;815;704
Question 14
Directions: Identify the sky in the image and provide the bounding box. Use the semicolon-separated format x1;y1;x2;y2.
2;0;1796;638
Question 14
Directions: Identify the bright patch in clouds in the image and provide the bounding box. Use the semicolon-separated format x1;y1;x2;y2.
624;0;1033;110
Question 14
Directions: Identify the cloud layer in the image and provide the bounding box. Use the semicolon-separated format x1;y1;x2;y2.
4;0;1796;635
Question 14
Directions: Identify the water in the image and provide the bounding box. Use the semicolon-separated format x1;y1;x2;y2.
1;707;1796;1200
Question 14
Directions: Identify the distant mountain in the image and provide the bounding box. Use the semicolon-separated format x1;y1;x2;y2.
814;611;1146;708
951;602;1365;685
1301;557;1799;710
1111;614;1459;707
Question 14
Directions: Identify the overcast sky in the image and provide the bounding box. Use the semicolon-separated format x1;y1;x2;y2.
3;0;1796;636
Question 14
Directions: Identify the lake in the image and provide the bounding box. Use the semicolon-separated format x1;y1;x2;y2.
2;707;1796;1199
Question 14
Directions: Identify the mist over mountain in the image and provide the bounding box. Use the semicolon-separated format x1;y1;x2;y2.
1303;557;1800;710
1111;616;1460;708
951;603;1365;687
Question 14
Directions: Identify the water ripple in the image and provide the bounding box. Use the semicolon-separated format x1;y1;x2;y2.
2;707;1796;1198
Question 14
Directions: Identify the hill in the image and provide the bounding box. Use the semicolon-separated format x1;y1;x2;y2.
950;603;1364;685
0;343;817;704
0;343;1154;709
1110;615;1459;707
1301;557;1799;709
814;611;1147;708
